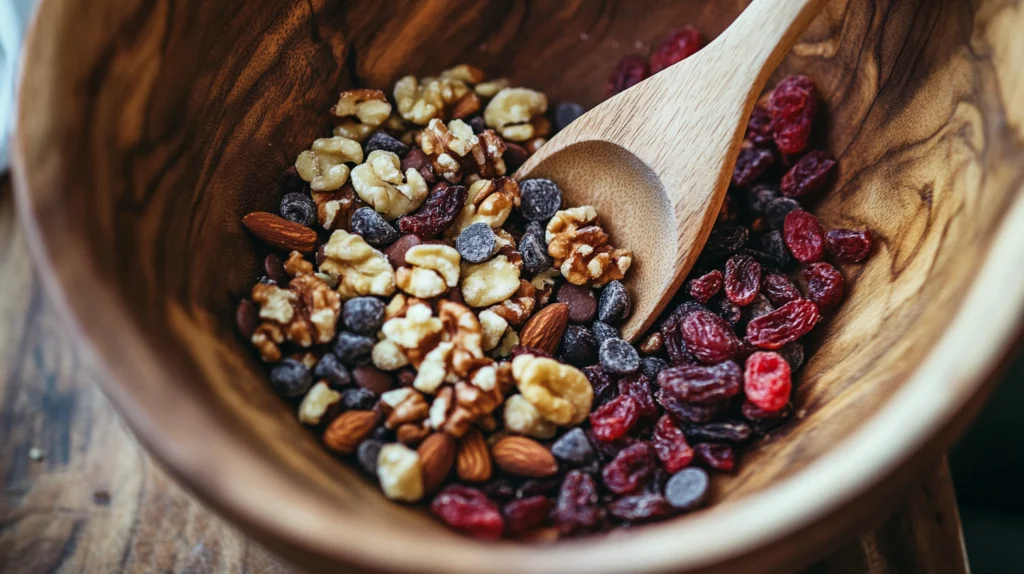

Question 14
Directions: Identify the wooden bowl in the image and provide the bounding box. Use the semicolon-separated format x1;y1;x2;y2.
12;0;1024;572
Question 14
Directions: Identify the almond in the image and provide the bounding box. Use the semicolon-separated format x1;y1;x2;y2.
322;409;380;454
491;436;558;478
242;211;318;253
455;429;492;483
518;302;569;354
418;432;457;493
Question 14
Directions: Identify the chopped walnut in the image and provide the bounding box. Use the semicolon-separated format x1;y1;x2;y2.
493;329;519;358
311;183;363;231
412;301;487;393
460;255;522;308
475;78;510;98
393;75;471;125
320;230;395;299
418;119;506;182
283;251;314;277
440;64;486;85
350;150;429;220
372;339;410;371
331;89;392;142
298;382;342;425
250;274;341;362
546;206;633;287
295;136;364;191
451;177;521;234
487;279;536;327
484;87;548;142
376;442;423;502
503;394;557;439
512;354;592;426
381;303;443;368
395;244;461;299
384;292;429;321
381;388;430;429
428;364;510;437
477;309;509;351
530;268;559;307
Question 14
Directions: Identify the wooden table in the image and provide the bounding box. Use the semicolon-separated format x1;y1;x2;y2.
0;176;970;573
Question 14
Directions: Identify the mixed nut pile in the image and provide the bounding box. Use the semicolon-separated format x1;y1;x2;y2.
236;27;873;540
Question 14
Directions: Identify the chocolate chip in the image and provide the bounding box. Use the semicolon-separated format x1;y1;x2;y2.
552;101;586;133
519;178;563;222
333;332;375;366
765;197;801;230
519;232;552;274
263;253;289;285
599;338;640;375
591;321;619;347
350;207;399;247
455;222;498;263
597;280;631;324
279;192;317;227
313;353;351;388
665;467;710;510
551;428;595;467
357;439;384;475
235;299;259;339
384;234;422;268
525;221;546;241
352;364;394;395
556;284;597;323
503;142;529;172
466;115;487;134
558;325;597;367
343;297;385;336
641;357;669;384
401;149;430;173
269;358;312;398
364;130;409;156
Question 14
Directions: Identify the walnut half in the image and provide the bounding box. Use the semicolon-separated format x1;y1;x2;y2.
250;274;341;362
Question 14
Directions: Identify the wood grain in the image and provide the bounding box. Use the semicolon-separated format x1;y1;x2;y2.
11;0;1024;572
0;176;967;573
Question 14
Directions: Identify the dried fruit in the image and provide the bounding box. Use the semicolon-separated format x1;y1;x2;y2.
599;338;640;375
397;184;467;237
680;309;741;364
745;106;774;146
724;254;762;306
826;229;873;263
693;443;735;472
768;75;817;155
783;210;825;263
744;351;792;412
664;467;710;510
780;150;835;197
589;395;639;443
803;262;845;310
365;130;409;156
684;421;753;444
552;101;585;133
649;26;703;73
504;495;553;536
519;178;564;222
746;299;821;349
640;357;669;384
607;55;649;97
602;442;655;495
688;270;723;304
762;272;801;306
556;284;598;324
652;415;694;473
657;360;742;404
455;222;498;263
431;485;504;540
765;196;802;230
761;229;796;269
700;225;749;263
732;145;775;187
552;471;605;535
617;373;658;421
609;493;676;522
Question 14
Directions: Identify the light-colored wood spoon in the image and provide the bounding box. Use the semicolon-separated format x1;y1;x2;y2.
516;0;826;342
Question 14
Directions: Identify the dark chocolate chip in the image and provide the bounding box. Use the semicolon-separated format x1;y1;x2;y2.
552;101;585;133
519;232;552;274
357;439;384;475
343;297;385;336
599;338;640;375
558;325;597;367
556;283;597;323
333;331;375;366
280;192;317;227
591;321;619;347
350;207;399;247
352;365;394;395
597;280;631;324
313;353;352;388
519;178;563;222
269;358;312;398
551;427;596;467
455;222;498;264
665;467;710;510
364;130;409;156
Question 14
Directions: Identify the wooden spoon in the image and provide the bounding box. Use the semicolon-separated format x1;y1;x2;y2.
516;0;826;342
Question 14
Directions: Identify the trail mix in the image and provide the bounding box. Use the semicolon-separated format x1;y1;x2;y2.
236;27;873;540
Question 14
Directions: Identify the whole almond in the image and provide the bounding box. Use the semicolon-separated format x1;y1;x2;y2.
456;429;492;483
491;436;558;478
519;303;569;354
322;410;380;454
242;212;318;253
418;432;457;493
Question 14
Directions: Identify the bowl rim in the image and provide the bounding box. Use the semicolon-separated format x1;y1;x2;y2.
12;2;1024;572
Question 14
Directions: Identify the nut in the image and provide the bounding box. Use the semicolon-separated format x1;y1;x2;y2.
396;423;431;447
371;339;410;371
487;280;537;327
451;91;482;119
376;443;424;502
451;177;521;234
242;212;318;253
250;274;341;362
418;432;457;493
295;136;364;191
322;409;380;454
412;301;487;393
381;387;430;429
639;331;664;355
319;230;396;299
503;394;557;439
484;87;548;142
477;309;509;351
395;244;461;298
456;429;492;483
493;329;519;358
474;78;510;98
491;436;558;477
440;64;486;85
393;75;471;125
518;303;569;354
381;303;443;367
546;206;633;287
297;381;342;425
511;354;593;426
419;119;506;182
530;268;559;307
350;150;429;220
332;89;392;142
460;255;522;308
283;251;314;277
310;183;364;231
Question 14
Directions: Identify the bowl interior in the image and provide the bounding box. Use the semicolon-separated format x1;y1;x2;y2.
14;0;1024;572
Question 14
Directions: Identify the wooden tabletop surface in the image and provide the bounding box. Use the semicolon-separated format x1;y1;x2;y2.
0;175;970;573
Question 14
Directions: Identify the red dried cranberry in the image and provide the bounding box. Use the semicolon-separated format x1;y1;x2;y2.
503;495;552;536
660;302;705;365
602;443;656;495
607;55;649;97
700;226;749;263
745;106;774;147
553;470;606;535
617;374;658;422
583;365;617;407
397;185;467;237
783;210;825;263
768;75;817;155
655;388;722;423
688;270;723;304
826;229;873;263
589;395;640;443
724;254;762;306
802;262;845;310
652;415;694;473
731;145;775;187
608;493;676;522
680;309;741;364
780;150;836;197
762;272;801;306
746;299;821;350
708;294;743;327
657;361;742;404
430;485;504;540
694;443;736;472
744;351;792;412
649;26;703;74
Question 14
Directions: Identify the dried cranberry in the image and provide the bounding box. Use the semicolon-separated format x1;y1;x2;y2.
724;254;762;306
708;294;743;327
768;75;817;155
680;310;741;363
780;150;835;197
656;388;722;423
590;395;640;443
700;226;749;263
583;365;617;407
602;443;656;495
649;26;703;74
803;262;845;310
617;374;658;422
397;185;467;237
762;230;796;270
731;145;775;187
694;443;736;472
688;270;723;304
742;401;794;434
745;106;774;147
553;471;606;535
652;415;694;473
742;293;775;326
762;273;801;306
684;421;752;443
607;55;649;97
608;493;676;522
430;485;504;540
744;351;792;412
660;301;705;365
746;299;821;349
826;228;873;263
657;361;742;404
503;495;552;536
482;478;518;502
783;210;825;263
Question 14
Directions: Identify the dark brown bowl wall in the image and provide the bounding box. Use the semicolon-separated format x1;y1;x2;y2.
13;0;1024;572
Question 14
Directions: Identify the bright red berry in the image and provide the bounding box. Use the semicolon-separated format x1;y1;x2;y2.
744;351;792;412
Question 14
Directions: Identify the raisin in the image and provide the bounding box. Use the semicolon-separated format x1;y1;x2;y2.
609;493;676;522
343;297;385;336
553;470;606;535
744;351;792;412
684;421;753;443
742;293;775;327
364;130;409;156
660;301;706;365
649;26;703;73
456;222;498;264
656;389;722;423
583;365;617;407
552;101;586;133
519;178;564;222
279;192;317;227
602;443;656;495
762;273;801;306
599;338;640;375
235;299;259;339
761;230;796;270
826;228;873;263
783;210;825;263
597;280;631;324
558;325;598;367
745;106;774;147
552;427;597;467
732;145;775;187
430;485;504;540
746;299;821;349
745;184;780;216
765;196;802;230
803;262;845;310
269;358;312;398
688;270;723;304
607;55;649;97
657;360;742;404
482;478;518;502
617;374;658;422
778;342;805;371
742;401;794;434
768;75;817;155
340;387;375;411
780;150;835;197
397;185;467;237
652;415;694;473
664;467;710;510
517;477;562;498
313;353;352;388
589;395;640;443
700;226;749;263
680;309;741;363
640;356;669;384
693;443;736;472
334;331;375;365
503;496;552;536
724;254;762;306
350;207;399;247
